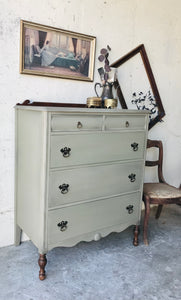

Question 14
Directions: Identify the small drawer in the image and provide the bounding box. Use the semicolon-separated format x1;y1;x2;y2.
48;161;143;208
48;192;141;245
50;131;146;168
51;114;102;132
105;115;146;130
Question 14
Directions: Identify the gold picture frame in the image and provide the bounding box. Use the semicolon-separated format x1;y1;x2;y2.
20;20;96;81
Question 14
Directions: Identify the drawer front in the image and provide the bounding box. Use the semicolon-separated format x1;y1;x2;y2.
49;161;143;208
48;192;141;245
51;114;102;132
105;115;146;130
50;131;146;168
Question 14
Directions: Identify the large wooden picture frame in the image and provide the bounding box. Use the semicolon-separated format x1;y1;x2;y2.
20;20;96;81
111;44;165;129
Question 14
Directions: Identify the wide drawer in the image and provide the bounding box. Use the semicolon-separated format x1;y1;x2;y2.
48;161;143;208
50;131;146;168
105;115;146;130
48;192;141;245
51;114;102;132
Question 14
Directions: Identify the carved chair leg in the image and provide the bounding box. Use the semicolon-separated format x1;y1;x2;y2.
155;204;163;219
143;195;150;245
133;225;139;246
38;254;47;280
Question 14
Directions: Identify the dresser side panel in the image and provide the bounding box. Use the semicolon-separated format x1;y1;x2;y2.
15;109;48;251
137;113;149;222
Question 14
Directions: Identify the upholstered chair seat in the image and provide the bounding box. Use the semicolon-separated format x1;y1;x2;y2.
144;183;181;199
143;139;181;245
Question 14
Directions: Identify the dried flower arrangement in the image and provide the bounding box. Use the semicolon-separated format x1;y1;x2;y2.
94;45;117;106
97;45;116;85
131;90;159;120
98;45;111;82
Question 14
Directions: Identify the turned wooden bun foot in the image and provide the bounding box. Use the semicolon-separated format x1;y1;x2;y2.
38;254;47;280
39;271;46;281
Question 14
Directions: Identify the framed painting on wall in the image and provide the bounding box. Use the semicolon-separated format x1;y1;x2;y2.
20;20;96;81
111;44;165;129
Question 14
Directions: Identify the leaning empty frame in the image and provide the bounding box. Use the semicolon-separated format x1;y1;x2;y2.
111;44;165;129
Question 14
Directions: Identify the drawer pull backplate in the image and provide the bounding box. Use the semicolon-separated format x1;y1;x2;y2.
57;221;68;231
60;147;71;157
128;173;136;182
131;142;139;151
126;205;134;214
59;184;69;194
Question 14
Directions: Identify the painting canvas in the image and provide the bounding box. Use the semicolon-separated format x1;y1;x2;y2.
20;20;96;81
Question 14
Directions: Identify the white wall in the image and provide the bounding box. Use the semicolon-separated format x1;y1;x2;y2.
0;0;181;247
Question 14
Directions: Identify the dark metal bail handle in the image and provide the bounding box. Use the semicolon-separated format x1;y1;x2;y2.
77;121;83;129
131;142;139;151
60;147;71;157
125;121;130;128
59;183;69;194
126;205;134;214
57;221;68;231
128;173;136;182
94;82;102;97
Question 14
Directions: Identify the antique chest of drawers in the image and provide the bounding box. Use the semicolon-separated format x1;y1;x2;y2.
15;104;149;279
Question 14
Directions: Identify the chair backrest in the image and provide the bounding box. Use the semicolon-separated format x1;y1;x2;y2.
146;139;165;183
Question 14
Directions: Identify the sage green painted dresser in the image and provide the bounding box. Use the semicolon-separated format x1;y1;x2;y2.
15;104;149;280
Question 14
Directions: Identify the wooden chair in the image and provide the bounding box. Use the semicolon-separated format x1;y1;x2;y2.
143;139;181;245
